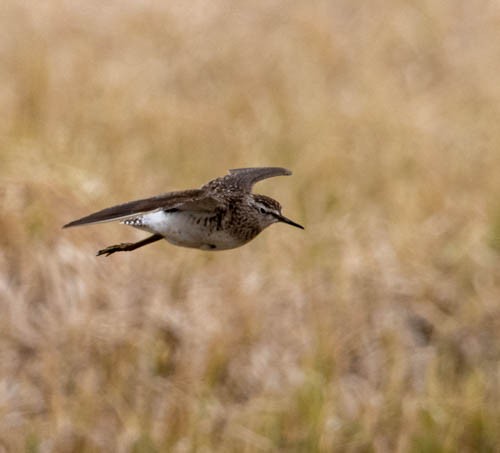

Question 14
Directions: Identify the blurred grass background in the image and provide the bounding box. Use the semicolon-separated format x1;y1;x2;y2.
2;0;500;451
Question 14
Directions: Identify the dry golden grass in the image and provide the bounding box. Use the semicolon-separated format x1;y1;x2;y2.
2;1;500;451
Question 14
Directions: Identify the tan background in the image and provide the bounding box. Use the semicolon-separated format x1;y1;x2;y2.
2;1;500;451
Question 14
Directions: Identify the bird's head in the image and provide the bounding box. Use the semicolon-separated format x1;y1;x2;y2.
251;194;304;230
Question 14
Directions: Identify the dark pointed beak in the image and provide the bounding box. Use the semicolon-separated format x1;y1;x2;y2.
277;214;304;230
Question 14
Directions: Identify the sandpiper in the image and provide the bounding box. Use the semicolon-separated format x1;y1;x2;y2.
63;167;304;256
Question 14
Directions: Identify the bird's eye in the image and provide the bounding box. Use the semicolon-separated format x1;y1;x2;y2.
260;207;266;214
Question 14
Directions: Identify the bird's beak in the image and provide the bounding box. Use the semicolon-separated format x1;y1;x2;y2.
277;214;304;230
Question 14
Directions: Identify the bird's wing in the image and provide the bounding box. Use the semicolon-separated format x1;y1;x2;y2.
226;167;292;192
63;189;221;228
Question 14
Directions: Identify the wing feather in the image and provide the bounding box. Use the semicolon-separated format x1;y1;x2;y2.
227;167;292;191
63;189;220;228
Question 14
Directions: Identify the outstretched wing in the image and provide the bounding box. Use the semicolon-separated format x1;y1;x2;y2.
63;189;221;228
226;167;292;192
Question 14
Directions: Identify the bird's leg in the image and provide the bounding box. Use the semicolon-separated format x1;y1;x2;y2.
97;234;163;257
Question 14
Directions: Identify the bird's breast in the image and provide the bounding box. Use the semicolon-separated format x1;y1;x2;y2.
122;210;252;250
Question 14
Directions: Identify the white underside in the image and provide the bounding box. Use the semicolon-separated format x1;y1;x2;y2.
123;210;244;250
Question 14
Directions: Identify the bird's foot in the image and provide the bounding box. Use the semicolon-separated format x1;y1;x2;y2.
96;243;134;257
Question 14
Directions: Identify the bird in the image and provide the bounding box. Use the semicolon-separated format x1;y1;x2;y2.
63;167;304;256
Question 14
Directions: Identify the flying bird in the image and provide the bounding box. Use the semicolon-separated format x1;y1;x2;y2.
63;167;304;256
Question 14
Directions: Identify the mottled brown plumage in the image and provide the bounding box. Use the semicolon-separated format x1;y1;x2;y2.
64;167;303;256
